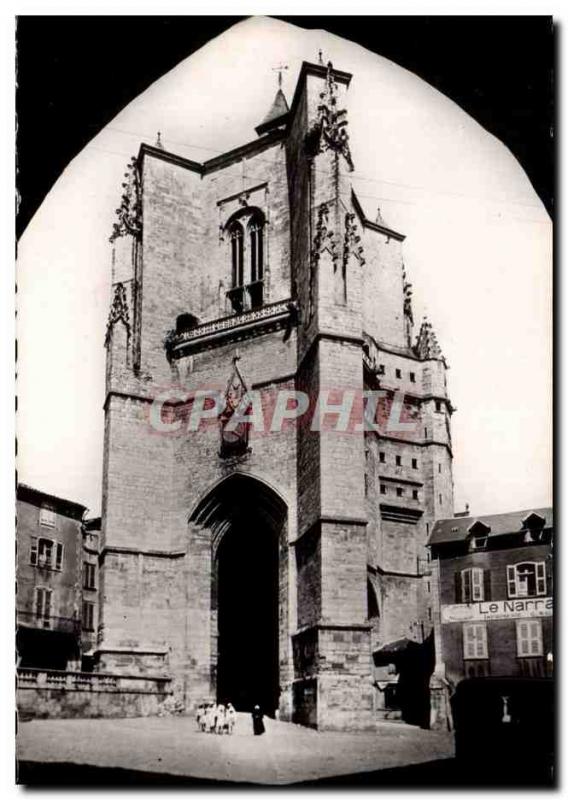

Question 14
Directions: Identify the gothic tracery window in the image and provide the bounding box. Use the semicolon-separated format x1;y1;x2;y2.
226;209;265;313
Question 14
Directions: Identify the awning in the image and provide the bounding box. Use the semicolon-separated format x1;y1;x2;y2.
372;637;420;665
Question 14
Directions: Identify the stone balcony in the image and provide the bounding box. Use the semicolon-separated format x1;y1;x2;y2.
168;298;299;359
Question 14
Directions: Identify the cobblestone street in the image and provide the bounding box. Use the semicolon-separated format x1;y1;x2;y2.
17;714;455;785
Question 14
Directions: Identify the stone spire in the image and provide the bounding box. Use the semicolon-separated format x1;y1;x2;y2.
255;67;290;136
260;88;289;125
414;317;445;361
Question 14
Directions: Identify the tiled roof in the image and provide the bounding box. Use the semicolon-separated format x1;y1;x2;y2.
428;507;553;546
17;483;87;520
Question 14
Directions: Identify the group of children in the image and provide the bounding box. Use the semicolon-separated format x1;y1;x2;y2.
196;702;237;734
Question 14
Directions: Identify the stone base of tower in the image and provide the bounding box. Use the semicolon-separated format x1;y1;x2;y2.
291;624;376;731
292;675;376;731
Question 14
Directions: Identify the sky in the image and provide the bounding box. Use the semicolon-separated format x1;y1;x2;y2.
16;16;552;517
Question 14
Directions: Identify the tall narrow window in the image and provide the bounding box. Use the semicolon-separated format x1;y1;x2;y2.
248;213;265;309
35;587;52;626
84;562;96;590
55;543;64;571
249;214;264;283
229;221;244;288
82;601;95;631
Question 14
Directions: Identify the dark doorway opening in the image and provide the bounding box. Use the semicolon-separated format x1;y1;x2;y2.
216;521;279;715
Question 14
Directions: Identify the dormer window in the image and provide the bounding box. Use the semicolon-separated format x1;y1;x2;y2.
522;512;547;543
226;209;265;313
467;520;491;551
472;535;488;550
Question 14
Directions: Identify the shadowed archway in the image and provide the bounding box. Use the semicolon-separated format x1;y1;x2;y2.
189;474;288;716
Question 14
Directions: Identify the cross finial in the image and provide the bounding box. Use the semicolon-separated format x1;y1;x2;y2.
318;49;324;65
272;64;288;89
155;131;163;150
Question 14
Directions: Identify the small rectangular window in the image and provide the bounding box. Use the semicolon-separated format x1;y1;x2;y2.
424;427;428;438
412;489;419;500
472;536;487;550
378;364;385;376
39;507;56;528
439;493;442;504
463;623;488;659
379;452;385;463
438;463;442;473
395;368;402;379
84;562;96;590
380;484;387;495
409;372;416;383
435;400;442;412
30;537;38;566
412;458;418;469
516;620;543;657
395;455;401;466
396;487;404;497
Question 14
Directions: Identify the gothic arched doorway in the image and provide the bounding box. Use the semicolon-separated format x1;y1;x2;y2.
190;474;288;717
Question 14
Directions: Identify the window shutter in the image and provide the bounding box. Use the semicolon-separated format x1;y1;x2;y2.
536;562;547;596
463;625;475;658
30;538;38;566
44;589;51;619
55;543;63;571
455;571;463;603
483;569;491;601
462;570;472;603
517;621;529;656
471;569;483;601
531;621;542;655
475;626;485;658
507;565;517;598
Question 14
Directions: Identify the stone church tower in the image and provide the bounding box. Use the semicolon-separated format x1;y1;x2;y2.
100;61;454;730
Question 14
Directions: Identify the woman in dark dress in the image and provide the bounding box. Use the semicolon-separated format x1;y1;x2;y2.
252;704;265;735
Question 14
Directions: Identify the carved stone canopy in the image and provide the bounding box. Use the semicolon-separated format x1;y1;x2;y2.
105;282;131;348
109;157;142;243
414;317;444;362
219;353;250;459
305;62;354;171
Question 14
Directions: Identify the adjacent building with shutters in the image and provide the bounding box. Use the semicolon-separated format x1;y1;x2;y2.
16;484;100;671
427;507;553;727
